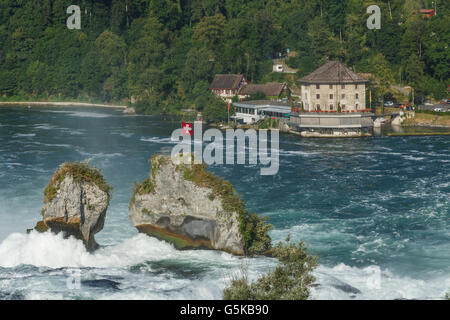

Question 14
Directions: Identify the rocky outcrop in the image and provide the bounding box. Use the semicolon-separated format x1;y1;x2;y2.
123;107;136;115
129;154;272;256
391;114;405;126
35;162;112;252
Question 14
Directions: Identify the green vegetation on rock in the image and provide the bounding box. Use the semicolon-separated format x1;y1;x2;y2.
181;161;273;256
223;238;318;300
130;155;162;207
258;118;280;129
34;220;49;233
43;161;112;204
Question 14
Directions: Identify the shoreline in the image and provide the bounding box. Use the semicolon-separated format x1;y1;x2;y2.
0;101;128;109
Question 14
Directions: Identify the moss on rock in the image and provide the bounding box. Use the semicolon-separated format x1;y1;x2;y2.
34;220;49;233
180;161;273;256
44;161;112;204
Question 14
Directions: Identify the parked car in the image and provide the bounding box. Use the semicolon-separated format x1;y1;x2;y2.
434;108;444;112
384;101;394;107
440;99;449;104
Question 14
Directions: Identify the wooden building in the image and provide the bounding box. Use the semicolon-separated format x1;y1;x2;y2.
209;74;248;103
239;82;288;99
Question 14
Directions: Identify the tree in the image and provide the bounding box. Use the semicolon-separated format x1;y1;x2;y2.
223;239;318;300
95;30;127;101
193;13;227;55
423;13;450;81
405;54;425;93
307;17;337;66
202;95;228;123
182;47;215;92
400;16;426;61
369;53;395;111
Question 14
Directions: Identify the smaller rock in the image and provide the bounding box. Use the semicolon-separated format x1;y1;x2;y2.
123;107;136;115
37;162;112;251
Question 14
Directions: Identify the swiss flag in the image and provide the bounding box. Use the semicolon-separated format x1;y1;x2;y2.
228;103;231;111
182;122;193;135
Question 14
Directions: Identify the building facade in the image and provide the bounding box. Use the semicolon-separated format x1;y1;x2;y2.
299;61;369;112
209;74;248;103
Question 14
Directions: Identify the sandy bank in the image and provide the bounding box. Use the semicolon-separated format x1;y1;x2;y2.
0;101;127;109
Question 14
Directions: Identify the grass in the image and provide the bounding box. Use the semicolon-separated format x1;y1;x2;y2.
403;112;450;127
416;109;450;116
43;161;112;205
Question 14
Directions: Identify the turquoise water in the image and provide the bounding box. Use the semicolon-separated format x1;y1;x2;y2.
0;107;448;299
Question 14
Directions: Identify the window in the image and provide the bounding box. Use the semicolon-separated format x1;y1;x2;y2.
330;94;333;99
356;93;359;100
316;94;320;99
342;104;346;110
341;94;345;99
316;104;320;110
316;84;320;89
355;84;358;89
330;104;334;110
341;85;345;89
356;104;359;109
329;84;333;89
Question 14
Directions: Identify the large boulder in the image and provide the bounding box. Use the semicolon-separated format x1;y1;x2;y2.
129;154;272;256
35;162;112;252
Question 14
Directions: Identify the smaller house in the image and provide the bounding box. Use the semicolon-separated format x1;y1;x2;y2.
239;82;288;99
273;64;284;72
209;74;248;103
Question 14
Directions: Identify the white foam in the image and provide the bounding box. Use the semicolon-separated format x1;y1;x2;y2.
42;110;113;118
312;263;450;300
140;136;178;144
0;232;239;269
0;232;448;300
68;111;112;118
12;133;36;138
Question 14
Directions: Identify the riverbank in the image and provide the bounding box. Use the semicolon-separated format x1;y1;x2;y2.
403;112;450;128
0;101;128;109
387;132;450;137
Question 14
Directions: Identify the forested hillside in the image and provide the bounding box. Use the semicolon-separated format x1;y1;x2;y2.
0;0;448;115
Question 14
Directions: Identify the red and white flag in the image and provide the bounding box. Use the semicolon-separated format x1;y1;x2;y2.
182;122;193;136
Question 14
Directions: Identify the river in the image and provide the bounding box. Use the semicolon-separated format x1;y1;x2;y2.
0;106;448;299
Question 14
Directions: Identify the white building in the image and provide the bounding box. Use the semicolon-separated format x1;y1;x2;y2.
299;61;369;112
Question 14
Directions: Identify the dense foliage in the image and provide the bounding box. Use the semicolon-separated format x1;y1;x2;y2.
223;238;318;300
0;0;449;116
